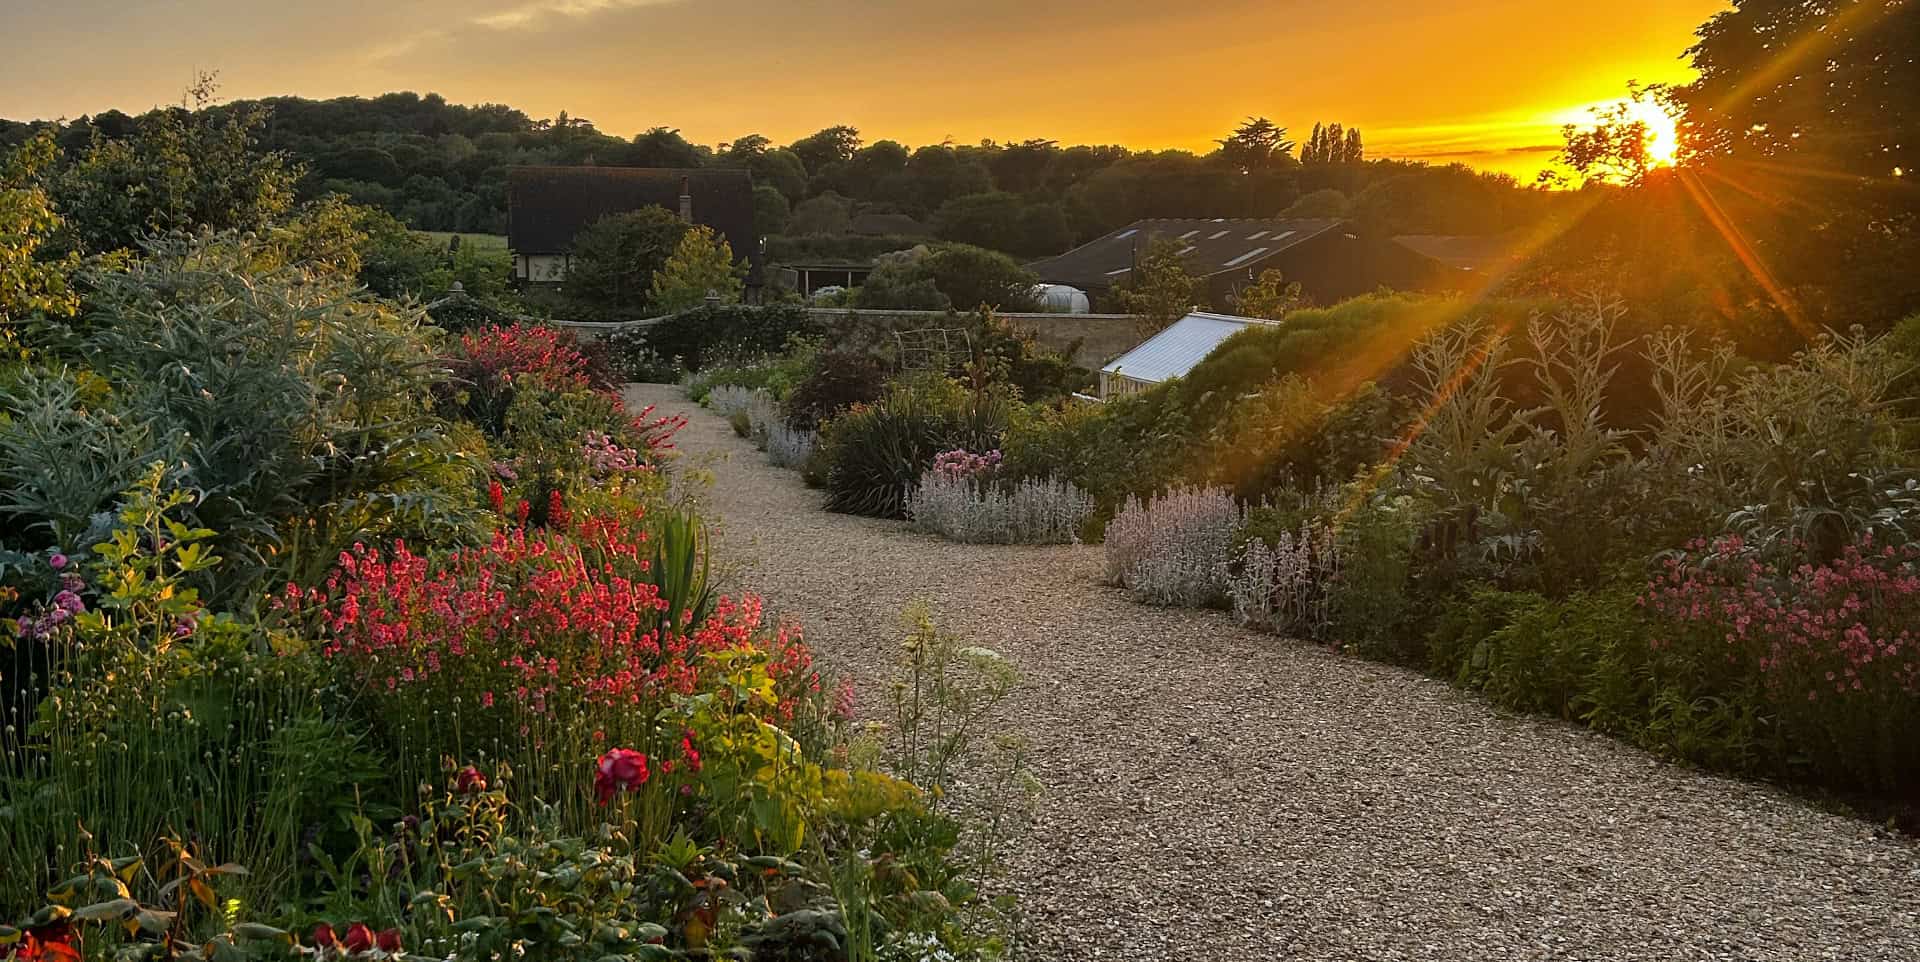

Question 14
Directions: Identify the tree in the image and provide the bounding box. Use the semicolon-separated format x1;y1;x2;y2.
1677;0;1916;178
788;125;862;176
0;132;80;327
753;185;792;236
1114;239;1204;334
564;207;689;312
53;77;300;254
1217;117;1294;173
920;244;1039;312
1232;269;1307;320
1303;121;1364;165
789;192;854;235
1282;188;1351;218
628;127;708;167
1303;123;1327;165
719;133;771;159
855;257;950;310
1547;93;1662;187
933;192;1024;249
648;225;744;312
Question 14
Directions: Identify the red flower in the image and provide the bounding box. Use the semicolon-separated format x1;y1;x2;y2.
343;924;374;954
375;930;403;954
454;765;489;794
312;924;338;950
595;748;650;804
681;733;702;772
487;480;506;515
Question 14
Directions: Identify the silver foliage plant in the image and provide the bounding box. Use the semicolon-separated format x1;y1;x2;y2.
1104;485;1244;607
907;471;1095;545
766;423;816;470
1228;523;1342;639
704;385;762;419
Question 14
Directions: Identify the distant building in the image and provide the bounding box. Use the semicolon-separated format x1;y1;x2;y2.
1392;232;1530;278
1029;218;1448;311
1099;311;1274;399
506;166;760;287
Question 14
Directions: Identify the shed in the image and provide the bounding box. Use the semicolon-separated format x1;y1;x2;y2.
1099;311;1272;399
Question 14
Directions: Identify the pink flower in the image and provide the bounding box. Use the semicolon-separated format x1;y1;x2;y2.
595;748;650;804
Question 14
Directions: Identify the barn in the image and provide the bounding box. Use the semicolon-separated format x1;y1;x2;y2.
1028;218;1449;311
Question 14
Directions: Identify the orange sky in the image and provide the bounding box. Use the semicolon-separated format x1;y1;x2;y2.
1;0;1728;179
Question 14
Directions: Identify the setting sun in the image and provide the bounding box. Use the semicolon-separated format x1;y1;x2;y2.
1622;97;1683;166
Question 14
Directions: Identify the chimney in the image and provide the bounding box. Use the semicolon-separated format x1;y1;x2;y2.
678;176;693;223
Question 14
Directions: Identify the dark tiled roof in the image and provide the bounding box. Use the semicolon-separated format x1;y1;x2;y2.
507;166;758;261
1029;218;1345;289
1392;233;1529;273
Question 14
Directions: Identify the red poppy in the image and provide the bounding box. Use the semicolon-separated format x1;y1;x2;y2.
312;924;338;950
454;765;488;794
343;924;374;954
594;748;650;804
375;929;403;954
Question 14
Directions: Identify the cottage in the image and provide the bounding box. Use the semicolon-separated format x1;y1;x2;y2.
506;166;760;286
1099;311;1274;399
1029;218;1448;311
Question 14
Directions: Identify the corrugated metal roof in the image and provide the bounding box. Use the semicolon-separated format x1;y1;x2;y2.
1028;218;1343;290
1100;312;1266;384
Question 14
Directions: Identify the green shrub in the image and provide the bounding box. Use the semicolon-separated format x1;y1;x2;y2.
637;304;824;372
784;349;891;430
1430;585;1652;727
817;377;1010;519
1325;494;1422;662
0;234;476;599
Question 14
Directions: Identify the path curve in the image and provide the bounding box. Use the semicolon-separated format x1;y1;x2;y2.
628;383;1920;962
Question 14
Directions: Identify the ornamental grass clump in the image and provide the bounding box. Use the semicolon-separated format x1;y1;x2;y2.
1104;485;1244;607
906;469;1093;545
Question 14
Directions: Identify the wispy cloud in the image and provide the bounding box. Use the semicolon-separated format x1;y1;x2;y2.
472;0;678;31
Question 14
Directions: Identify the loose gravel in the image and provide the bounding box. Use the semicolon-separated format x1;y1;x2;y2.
629;383;1920;962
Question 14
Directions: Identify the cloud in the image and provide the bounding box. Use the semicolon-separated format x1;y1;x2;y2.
472;0;678;31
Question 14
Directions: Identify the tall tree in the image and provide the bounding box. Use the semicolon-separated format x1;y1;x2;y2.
564;207;689;312
787;125;863;177
649;225;744;312
0;132;80;327
1677;0;1916;178
1344;127;1365;165
1217;117;1295;173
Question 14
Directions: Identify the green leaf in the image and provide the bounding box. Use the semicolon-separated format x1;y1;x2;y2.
73;898;138;921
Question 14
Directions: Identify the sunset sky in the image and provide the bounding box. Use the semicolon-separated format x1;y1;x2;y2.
1;0;1728;178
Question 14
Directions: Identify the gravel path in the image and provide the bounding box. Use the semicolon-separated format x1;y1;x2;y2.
629;383;1920;962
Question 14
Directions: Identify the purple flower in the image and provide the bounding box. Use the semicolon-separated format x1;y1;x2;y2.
49;553;68;570
54;590;85;615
